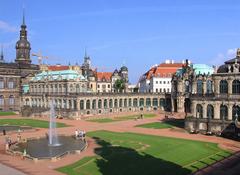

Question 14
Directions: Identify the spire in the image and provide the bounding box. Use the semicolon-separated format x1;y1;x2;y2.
84;47;87;58
22;7;25;26
0;45;4;63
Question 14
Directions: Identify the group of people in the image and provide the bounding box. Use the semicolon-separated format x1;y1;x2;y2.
4;129;22;151
75;129;86;142
135;113;144;121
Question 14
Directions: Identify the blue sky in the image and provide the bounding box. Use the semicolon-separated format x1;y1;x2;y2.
1;0;240;83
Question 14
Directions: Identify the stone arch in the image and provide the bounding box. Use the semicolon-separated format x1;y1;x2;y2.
9;95;14;105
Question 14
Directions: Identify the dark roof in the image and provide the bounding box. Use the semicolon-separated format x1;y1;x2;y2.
224;56;240;64
217;64;228;73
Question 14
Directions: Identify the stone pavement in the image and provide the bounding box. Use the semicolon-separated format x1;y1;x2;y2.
0;163;26;175
0;113;240;175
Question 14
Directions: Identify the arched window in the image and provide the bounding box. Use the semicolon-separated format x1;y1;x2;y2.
70;84;74;92
80;100;84;110
153;98;158;106
219;80;228;94
109;99;113;108
104;99;108;109
207;104;214;119
114;99;118;108
232;105;240;120
146;98;151;106
207;80;213;94
232;80;240;94
196;104;203;118
92;99;96;109
9;95;14;105
124;99;127;107
119;99;123;107
139;98;144;106
0;96;4;105
128;99;132;107
197;80;203;94
59;84;62;93
220;105;228;120
86;100;90;109
133;98;138;107
98;99;102;109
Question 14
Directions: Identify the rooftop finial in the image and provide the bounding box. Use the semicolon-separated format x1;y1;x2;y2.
84;47;87;58
22;5;26;26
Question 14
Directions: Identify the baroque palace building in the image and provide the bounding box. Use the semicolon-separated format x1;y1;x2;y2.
172;50;240;135
0;15;39;111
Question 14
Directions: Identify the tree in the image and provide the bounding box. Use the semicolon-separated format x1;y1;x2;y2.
114;79;125;93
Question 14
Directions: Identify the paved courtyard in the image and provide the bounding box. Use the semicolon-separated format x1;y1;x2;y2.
0;112;240;175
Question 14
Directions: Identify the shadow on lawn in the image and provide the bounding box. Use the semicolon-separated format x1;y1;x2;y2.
164;119;185;128
93;137;191;175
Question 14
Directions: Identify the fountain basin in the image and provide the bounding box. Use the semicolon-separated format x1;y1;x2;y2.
12;135;87;160
0;125;33;134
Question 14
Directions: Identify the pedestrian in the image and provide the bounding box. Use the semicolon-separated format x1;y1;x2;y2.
2;129;6;135
17;133;21;142
75;129;78;138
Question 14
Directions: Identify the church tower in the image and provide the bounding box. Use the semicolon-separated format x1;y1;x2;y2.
0;45;4;63
15;11;31;64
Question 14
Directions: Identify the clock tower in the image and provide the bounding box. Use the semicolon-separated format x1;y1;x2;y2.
15;11;31;64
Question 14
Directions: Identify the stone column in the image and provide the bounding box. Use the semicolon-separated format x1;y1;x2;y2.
214;79;220;94
228;104;232;120
203;81;207;94
77;100;80;111
192;81;197;94
214;102;220;119
228;79;233;94
191;101;196;117
202;103;207;118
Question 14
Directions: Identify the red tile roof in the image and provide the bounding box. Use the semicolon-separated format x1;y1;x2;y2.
97;72;112;82
48;65;69;71
144;63;183;79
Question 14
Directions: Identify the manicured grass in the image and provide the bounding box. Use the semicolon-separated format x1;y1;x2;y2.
57;131;231;175
136;122;173;129
0;119;67;128
87;113;156;123
136;119;185;129
0;111;16;116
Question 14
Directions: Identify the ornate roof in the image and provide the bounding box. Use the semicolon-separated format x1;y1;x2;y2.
97;72;112;82
176;64;214;76
32;70;86;81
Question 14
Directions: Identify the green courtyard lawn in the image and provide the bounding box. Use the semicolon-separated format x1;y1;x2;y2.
57;131;231;175
87;113;156;123
0;111;16;116
136;119;185;129
0;119;67;128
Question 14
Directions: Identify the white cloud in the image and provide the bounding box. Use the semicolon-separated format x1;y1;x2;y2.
0;20;17;32
210;48;237;66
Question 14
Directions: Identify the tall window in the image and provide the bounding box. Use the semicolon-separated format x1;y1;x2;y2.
8;80;14;89
98;99;102;109
207;104;214;119
80;100;84;110
207;80;213;94
109;99;113;108
197;80;203;94
114;99;118;108
86;100;90;109
232;105;240;120
185;80;190;93
104;99;108;109
128;99;132;107
139;98;144;106
133;98;138;107
220;105;228;120
92;99;96;109
219;80;228;94
146;98;151;106
232;80;240;94
0;79;4;89
153;98;158;106
9;95;14;105
196;104;203;118
0;96;4;105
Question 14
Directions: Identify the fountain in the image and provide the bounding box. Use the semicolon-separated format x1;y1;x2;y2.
48;101;61;146
11;101;87;160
